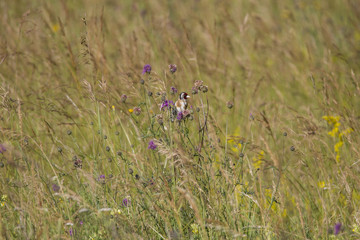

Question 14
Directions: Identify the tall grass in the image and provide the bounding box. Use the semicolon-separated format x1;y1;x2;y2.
1;0;360;239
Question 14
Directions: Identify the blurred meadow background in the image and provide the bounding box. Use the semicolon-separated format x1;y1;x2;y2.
1;0;360;239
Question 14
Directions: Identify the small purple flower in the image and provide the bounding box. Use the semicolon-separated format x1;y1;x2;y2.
52;184;60;192
122;198;130;207
98;174;106;184
176;112;183;121
142;64;152;74
149;178;155;185
170;86;178;94
79;221;83;225
69;228;73;236
249;113;254;121
0;144;6;154
169;64;177;73
161;100;174;110
334;222;342;235
148;140;157;150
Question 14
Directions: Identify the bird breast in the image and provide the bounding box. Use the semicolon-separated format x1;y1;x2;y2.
175;99;187;112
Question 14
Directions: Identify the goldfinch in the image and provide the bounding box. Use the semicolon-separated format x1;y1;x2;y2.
175;92;190;113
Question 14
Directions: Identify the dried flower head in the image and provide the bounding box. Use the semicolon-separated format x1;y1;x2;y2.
156;115;164;125
142;64;151;74
121;94;127;103
182;109;191;118
133;107;141;116
169;64;177;73
194;80;203;89
148;140;157;150
192;80;208;94
201;85;208;93
74;157;82;169
227;101;234;109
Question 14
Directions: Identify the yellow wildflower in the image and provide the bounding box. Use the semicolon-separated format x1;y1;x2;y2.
352;190;360;203
252;150;265;169
282;209;287;218
51;24;60;33
323;116;353;163
112;105;115;110
353;224;360;234
230;143;242;154
110;209;122;216
235;182;249;205
227;127;243;154
339;193;347;207
317;181;325;189
128;109;133;113
191;223;199;234
264;189;279;213
1;195;7;207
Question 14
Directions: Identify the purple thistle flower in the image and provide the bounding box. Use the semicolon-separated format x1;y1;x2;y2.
148;140;157;150
0;144;6;154
133;107;142;116
161;100;174;110
142;64;152;74
52;184;60;192
121;94;127;103
169;64;177;73
122;198;130;207
170;86;178;94
176;112;183;121
334;222;342;235
99;174;105;179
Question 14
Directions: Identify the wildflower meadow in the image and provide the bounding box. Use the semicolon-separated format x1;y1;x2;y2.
1;1;360;239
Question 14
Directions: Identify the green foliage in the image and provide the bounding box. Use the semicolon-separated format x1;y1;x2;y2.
1;0;360;239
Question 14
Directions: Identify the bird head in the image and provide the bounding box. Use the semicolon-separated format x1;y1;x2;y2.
179;92;190;100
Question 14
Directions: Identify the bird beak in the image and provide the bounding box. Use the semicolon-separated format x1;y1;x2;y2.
186;95;191;99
